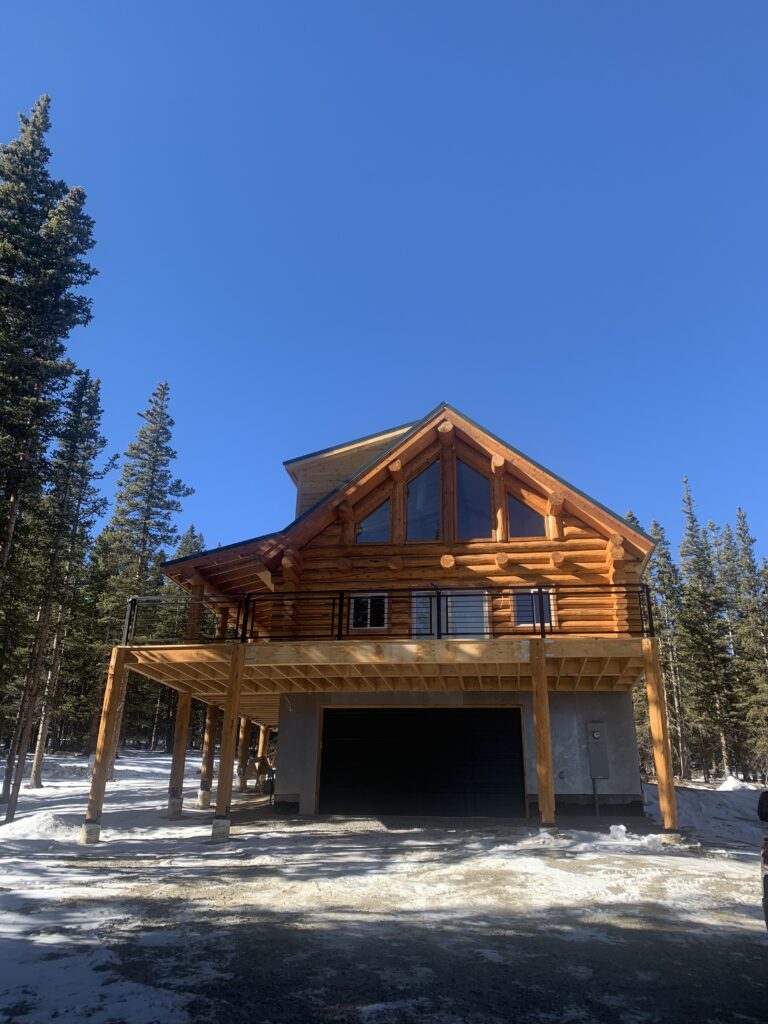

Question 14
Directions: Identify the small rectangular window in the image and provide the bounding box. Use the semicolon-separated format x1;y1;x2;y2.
512;589;553;629
350;593;388;630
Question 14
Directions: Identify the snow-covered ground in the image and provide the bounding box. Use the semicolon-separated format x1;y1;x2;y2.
0;753;766;1024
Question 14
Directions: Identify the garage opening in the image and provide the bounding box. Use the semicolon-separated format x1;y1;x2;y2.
318;707;526;817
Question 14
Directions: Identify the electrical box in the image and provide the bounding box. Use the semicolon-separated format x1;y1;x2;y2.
587;721;609;779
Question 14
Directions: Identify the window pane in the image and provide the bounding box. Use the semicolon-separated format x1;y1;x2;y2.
513;591;552;626
369;596;387;628
507;494;546;537
356;499;391;542
456;459;492;539
351;597;368;629
407;461;441;541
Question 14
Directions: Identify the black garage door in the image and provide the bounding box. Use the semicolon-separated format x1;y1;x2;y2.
318;708;526;817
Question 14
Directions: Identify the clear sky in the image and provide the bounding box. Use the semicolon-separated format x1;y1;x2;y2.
2;3;766;557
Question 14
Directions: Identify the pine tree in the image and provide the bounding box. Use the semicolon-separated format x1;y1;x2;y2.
676;479;733;778
647;521;689;777
150;525;205;749
88;382;192;755
732;510;768;777
0;96;96;595
4;372;111;820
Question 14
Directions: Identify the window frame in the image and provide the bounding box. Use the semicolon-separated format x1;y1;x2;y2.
348;591;389;632
511;588;556;631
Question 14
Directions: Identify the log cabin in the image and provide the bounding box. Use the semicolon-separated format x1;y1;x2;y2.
80;403;677;844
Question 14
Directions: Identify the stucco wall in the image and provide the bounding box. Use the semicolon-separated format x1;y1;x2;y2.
275;690;642;815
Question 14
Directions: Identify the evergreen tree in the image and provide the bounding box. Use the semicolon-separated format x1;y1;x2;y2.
0;96;96;594
4;372;111;819
676;479;733;777
647;521;689;777
88;382;192;754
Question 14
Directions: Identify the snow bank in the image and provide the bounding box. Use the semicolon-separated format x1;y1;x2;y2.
644;780;766;849
717;775;758;792
1;809;80;841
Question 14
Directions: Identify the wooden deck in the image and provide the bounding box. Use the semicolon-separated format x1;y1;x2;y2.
122;636;647;727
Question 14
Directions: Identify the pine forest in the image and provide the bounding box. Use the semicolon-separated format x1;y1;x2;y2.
1;97;766;827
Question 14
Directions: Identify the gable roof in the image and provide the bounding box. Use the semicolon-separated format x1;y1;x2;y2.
163;402;655;590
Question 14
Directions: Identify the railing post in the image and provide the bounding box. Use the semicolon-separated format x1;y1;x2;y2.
536;586;547;639
240;593;250;643
337;591;345;640
644;584;655;638
122;597;137;645
435;588;442;639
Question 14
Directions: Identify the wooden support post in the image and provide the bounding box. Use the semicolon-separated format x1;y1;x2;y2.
167;690;192;818
643;637;678;831
531;639;556;827
236;716;252;793
183;584;204;642
257;723;270;759
547;493;565;541
212;644;245;841
216;606;230;640
80;647;129;844
197;703;219;808
491;454;506;541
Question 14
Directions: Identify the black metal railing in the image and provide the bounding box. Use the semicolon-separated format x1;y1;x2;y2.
122;584;654;645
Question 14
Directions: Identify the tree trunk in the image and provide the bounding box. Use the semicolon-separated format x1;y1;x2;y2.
28;611;66;789
5;599;54;821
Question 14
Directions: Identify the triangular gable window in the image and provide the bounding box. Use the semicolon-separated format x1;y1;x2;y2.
356;499;391;543
507;494;546;537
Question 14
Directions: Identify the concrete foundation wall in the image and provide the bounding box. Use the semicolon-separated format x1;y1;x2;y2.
275;690;642;815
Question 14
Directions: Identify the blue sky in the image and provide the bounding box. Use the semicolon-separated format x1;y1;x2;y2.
2;3;767;557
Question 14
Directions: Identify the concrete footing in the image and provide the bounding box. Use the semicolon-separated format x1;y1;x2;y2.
237;779;248;793
211;816;231;843
167;796;183;819
79;821;101;845
196;789;211;809
660;831;684;845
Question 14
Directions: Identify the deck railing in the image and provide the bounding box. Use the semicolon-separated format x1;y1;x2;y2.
122;584;654;645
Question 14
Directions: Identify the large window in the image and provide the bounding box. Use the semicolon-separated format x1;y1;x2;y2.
407;461;441;541
456;459;492;539
356;499;390;543
412;590;490;638
507;494;546;537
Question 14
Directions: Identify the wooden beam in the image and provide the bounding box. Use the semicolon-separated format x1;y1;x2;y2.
80;647;129;843
257;723;270;759
236;717;252;793
531;639;555;826
167;691;192;817
388;458;403;482
197;703;218;808
183;584;204;643
212;645;246;841
643;637;678;830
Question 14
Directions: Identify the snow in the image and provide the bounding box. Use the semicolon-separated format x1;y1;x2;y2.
0;752;766;1023
643;779;766;849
